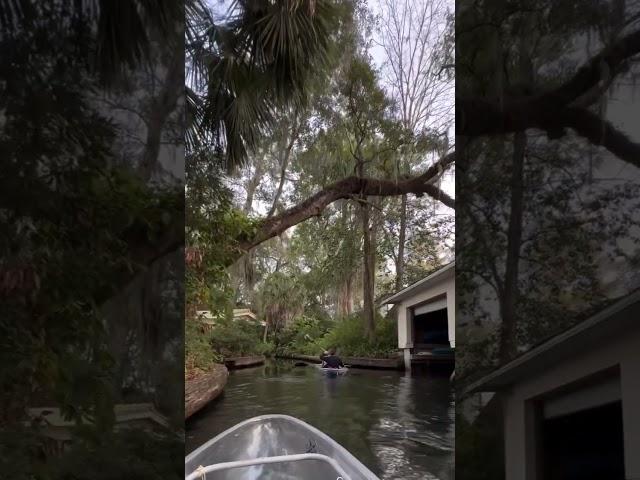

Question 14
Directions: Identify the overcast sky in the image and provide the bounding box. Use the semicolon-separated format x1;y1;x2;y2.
368;0;456;213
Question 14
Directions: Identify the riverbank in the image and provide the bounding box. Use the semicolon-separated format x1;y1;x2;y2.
185;363;228;420
277;353;404;370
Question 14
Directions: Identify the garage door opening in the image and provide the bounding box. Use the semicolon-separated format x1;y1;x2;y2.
412;300;449;350
540;375;625;480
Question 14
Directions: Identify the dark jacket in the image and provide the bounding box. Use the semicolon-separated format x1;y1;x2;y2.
320;354;344;368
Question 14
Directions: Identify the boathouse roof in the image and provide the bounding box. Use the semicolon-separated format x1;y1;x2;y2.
464;288;640;395
382;261;454;305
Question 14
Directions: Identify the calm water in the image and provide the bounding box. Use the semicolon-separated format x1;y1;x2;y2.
186;359;454;480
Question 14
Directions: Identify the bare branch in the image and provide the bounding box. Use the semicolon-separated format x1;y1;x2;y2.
377;0;453;133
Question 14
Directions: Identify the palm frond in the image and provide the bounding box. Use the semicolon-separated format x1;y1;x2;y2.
186;86;207;152
203;57;277;170
0;0;180;85
0;0;37;35
186;0;341;171
229;0;335;100
94;0;182;84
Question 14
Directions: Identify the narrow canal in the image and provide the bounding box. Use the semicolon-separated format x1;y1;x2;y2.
186;359;454;479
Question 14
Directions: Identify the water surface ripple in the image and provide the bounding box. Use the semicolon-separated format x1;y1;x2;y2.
186;359;454;480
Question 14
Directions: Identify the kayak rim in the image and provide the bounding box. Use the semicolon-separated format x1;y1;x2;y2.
315;364;349;373
185;453;350;480
185;414;378;479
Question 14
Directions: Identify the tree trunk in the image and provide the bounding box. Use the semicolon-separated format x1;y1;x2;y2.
267;114;299;218
243;157;265;213
138;45;182;182
267;151;289;218
370;199;379;300
395;194;407;290
337;201;354;318
337;274;353;317
498;131;527;363
357;148;376;339
362;201;375;339
346;274;353;315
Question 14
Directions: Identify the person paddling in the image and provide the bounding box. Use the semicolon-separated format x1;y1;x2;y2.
320;350;328;366
320;347;344;369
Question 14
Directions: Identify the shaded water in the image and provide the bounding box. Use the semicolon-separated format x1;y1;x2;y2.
186;359;454;479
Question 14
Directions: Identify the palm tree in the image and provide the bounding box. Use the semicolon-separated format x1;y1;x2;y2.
0;0;180;85
186;0;342;171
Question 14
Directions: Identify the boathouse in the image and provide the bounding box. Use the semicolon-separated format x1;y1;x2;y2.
28;403;171;456
383;262;455;370
195;308;265;333
465;288;640;480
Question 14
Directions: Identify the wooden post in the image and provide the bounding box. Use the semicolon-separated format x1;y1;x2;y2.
403;348;412;371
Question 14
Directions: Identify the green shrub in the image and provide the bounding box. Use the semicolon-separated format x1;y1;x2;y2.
185;319;222;372
320;313;397;358
277;312;398;358
256;340;276;356
209;318;267;357
456;409;505;480
274;315;333;352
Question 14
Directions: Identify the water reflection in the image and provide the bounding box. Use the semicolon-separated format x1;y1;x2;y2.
186;359;454;480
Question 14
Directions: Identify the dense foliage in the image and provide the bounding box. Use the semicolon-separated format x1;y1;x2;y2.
456;0;640;376
456;2;640;479
184;147;266;372
276;313;398;358
185;318;223;373
183;0;343;370
1;1;184;478
455;410;505;480
209;319;273;357
222;0;454;343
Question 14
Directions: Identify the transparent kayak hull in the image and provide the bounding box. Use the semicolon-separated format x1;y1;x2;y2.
185;414;379;480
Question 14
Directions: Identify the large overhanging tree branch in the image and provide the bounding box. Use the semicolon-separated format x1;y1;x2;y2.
238;152;455;252
560;108;640;169
457;28;640;169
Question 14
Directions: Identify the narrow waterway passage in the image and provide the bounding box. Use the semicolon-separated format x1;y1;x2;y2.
186;359;454;479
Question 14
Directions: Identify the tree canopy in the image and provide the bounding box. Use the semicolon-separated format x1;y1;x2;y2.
1;1;184;478
185;0;455;347
456;0;640;379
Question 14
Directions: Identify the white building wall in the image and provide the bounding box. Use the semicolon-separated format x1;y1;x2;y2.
397;273;456;349
503;326;640;480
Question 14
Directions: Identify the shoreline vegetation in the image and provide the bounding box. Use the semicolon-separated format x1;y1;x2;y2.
184;312;402;410
273;313;398;359
185;314;401;412
185;311;398;373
